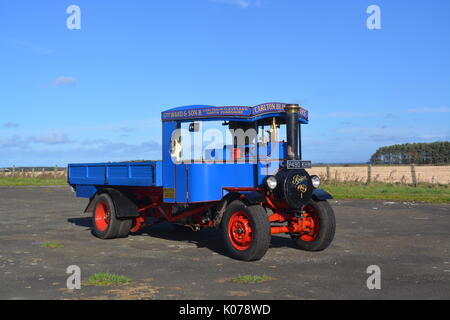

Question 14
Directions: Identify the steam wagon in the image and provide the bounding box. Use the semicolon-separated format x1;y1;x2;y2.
68;103;335;261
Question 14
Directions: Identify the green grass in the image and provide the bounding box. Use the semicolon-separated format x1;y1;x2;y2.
40;241;64;249
0;176;66;186
85;273;131;286
1;176;448;203
231;275;274;284
322;182;450;203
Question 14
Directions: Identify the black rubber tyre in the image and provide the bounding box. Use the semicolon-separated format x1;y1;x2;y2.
92;193;132;239
291;199;336;251
221;200;271;261
117;217;133;238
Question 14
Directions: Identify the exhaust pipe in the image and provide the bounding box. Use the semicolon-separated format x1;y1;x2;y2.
285;104;300;160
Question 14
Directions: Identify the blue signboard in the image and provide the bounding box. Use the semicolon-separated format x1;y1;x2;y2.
161;103;308;122
252;103;286;115
162;106;252;121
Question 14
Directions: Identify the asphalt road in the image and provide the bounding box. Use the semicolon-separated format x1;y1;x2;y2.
0;186;449;300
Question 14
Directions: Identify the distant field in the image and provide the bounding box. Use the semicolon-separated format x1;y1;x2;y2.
322;182;450;204
1;165;449;203
0;177;67;186
309;165;450;185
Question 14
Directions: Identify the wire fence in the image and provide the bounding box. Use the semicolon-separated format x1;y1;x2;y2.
1;164;449;185
309;165;450;185
0;166;67;178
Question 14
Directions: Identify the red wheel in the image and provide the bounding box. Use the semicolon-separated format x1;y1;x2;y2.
291;199;335;251
222;200;270;261
94;201;110;232
228;211;253;250
91;193;132;239
298;205;320;242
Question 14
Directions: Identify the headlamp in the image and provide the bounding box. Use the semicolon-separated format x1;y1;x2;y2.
311;175;321;188
266;176;278;190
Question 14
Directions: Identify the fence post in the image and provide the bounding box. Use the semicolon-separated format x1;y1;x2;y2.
326;165;331;182
367;164;372;185
410;164;417;187
12;165;16;177
54;165;58;178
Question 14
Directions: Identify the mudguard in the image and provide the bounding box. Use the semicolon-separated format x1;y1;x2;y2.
241;191;267;206
84;188;140;218
312;188;333;201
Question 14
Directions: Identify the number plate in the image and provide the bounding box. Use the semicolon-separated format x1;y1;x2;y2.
287;160;312;169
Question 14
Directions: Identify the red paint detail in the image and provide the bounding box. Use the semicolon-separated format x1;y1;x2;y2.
168;203;217;222
265;195;279;210
271;223;302;234
268;212;292;223
228;211;253;251
269;206;320;240
223;187;261;193
138;204;153;213
233;148;241;160
131;215;146;233
263;194;289;211
94;201;110;232
299;205;320;241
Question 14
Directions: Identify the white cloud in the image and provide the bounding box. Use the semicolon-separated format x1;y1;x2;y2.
2;122;19;129
52;76;77;86
336;126;450;143
29;131;73;145
0;139;162;167
11;39;54;55
0;135;26;149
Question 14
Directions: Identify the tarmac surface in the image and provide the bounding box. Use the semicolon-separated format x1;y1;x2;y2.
0;186;449;300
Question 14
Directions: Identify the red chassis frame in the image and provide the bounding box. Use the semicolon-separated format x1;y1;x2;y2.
128;187;316;237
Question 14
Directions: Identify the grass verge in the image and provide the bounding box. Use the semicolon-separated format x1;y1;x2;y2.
40;241;64;249
322;182;450;204
231;275;274;284
85;273;131;286
0;177;66;186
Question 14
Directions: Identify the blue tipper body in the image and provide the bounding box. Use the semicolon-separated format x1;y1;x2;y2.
68;161;163;198
67;102;309;203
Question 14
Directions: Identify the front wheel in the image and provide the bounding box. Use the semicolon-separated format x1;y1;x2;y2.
291;199;336;251
221;200;271;261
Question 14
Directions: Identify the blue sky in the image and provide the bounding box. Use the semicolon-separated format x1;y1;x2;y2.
0;0;449;166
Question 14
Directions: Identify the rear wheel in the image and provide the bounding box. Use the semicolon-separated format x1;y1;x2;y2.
92;193;132;239
291;199;335;251
222;200;270;261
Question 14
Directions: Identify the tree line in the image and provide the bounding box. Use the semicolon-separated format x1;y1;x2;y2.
370;142;450;165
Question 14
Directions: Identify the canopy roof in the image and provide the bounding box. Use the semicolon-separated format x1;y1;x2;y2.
161;102;309;124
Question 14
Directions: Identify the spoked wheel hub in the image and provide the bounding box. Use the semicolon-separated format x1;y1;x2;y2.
94;201;111;232
298;205;320;241
228;211;253;251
